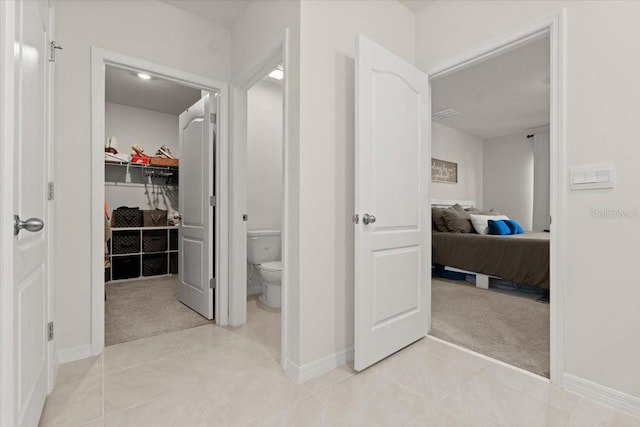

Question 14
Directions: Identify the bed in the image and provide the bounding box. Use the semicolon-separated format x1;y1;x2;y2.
431;199;550;290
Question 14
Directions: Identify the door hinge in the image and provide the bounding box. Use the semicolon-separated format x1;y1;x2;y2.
242;214;248;222
49;41;62;62
210;278;216;289
209;113;215;124
210;196;216;206
48;182;54;201
48;322;54;341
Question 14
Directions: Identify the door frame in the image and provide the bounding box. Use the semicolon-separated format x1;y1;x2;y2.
0;0;56;424
229;29;289;369
90;48;229;356
427;12;566;385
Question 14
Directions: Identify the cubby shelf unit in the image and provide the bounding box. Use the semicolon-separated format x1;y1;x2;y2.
108;226;179;282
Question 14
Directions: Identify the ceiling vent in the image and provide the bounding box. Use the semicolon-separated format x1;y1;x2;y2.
432;108;460;121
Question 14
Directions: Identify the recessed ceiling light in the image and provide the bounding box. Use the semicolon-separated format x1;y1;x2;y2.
137;73;152;80
268;64;284;81
268;69;283;80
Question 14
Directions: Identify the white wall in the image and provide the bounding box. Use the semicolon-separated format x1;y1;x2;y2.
231;0;302;363
104;102;179;213
483;132;533;229
431;122;483;206
247;80;284;231
297;0;415;366
416;0;640;399
54;0;230;354
105;103;179;156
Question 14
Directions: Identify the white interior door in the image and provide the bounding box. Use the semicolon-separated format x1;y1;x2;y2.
3;0;52;425
354;35;430;371
178;94;215;319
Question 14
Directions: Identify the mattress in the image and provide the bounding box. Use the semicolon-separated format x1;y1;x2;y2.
432;231;550;289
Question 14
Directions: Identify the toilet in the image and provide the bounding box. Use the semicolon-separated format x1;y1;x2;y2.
247;229;282;309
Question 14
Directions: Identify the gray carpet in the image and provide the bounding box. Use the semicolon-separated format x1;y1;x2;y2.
430;278;550;377
105;276;212;346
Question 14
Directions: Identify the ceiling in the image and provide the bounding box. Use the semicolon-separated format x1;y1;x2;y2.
160;0;249;28
162;0;430;28
105;66;202;115
398;0;433;13
431;35;550;140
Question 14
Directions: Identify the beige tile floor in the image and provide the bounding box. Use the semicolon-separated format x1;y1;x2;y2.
41;299;640;427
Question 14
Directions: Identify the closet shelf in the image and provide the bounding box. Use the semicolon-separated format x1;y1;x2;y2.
105;161;179;182
105;161;178;172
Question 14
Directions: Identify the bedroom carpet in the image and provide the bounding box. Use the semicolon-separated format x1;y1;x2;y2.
105;276;212;346
430;278;550;377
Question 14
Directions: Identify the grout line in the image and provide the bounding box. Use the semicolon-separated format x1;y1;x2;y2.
402;405;433;427
101;353;105;426
318;397;353;427
240;394;310;426
103;352;204;421
102;350;183;376
564;397;585;426
372;364;438;406
306;372;353;396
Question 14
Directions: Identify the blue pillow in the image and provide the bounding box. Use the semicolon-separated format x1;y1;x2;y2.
487;219;511;235
503;219;524;234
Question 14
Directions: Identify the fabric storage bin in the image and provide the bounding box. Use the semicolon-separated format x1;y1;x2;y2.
112;230;141;254
169;253;178;274
113;207;143;227
143;254;168;277
169;228;178;250
142;230;167;253
112;255;141;280
143;209;167;227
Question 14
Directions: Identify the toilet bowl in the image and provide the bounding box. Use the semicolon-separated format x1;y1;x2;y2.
258;261;282;308
247;229;282;308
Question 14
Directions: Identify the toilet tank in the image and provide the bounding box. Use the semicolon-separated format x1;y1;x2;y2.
247;229;281;264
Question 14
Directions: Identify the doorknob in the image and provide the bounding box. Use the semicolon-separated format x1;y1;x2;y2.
14;215;44;235
362;213;376;225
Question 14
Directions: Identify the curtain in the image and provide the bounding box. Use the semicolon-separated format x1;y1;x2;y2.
532;132;550;231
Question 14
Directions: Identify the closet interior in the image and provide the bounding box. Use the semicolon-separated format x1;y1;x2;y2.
103;65;209;345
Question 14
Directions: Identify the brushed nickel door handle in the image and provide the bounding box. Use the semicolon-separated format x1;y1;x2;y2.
14;215;44;235
362;214;376;225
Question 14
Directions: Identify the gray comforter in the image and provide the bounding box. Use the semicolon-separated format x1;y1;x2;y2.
432;231;550;289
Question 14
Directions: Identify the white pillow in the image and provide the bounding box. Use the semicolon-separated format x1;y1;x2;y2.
469;214;510;235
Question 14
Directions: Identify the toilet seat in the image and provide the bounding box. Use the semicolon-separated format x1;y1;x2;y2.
259;261;282;272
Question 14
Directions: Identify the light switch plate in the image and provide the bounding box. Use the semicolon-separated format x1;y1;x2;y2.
570;163;615;190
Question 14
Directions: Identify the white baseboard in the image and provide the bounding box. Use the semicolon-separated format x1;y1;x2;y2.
564;373;640;418
283;357;299;382
57;344;92;364
284;346;354;384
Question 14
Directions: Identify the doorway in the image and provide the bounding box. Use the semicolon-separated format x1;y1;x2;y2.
427;17;565;383
229;34;290;370
241;69;285;361
90;49;229;356
102;65;216;345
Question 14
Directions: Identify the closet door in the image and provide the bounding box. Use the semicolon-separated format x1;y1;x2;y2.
178;94;215;319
